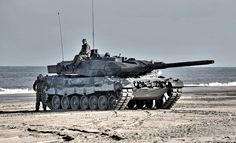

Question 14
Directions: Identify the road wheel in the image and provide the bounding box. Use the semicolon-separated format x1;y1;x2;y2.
61;96;70;110
155;99;163;109
127;100;136;109
146;100;154;109
51;95;61;110
80;95;89;110
70;95;80;110
108;95;117;110
89;95;98;110
98;95;108;110
136;101;144;109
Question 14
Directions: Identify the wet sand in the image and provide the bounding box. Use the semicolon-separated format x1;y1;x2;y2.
0;93;35;104
0;87;236;143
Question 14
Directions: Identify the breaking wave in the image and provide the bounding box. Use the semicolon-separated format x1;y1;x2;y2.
0;82;236;95
185;82;236;87
0;88;35;95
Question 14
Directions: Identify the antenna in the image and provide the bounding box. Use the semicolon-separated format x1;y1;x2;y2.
92;0;95;49
58;12;64;61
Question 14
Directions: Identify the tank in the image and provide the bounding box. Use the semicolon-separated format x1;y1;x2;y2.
43;49;214;111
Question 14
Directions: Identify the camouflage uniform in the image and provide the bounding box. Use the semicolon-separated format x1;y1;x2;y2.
79;42;91;59
33;75;47;111
73;39;91;65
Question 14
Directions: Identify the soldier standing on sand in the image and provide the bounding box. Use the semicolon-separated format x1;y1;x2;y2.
33;74;47;111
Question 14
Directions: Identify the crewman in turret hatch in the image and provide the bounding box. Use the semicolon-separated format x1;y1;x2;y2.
73;38;91;65
79;38;91;58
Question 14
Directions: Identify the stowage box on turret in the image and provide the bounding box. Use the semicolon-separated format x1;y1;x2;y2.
42;49;214;111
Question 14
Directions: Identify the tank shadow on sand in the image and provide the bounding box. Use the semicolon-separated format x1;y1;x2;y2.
0;109;93;114
0;110;50;114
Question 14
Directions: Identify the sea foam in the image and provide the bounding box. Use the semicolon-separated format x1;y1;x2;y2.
0;81;236;95
185;82;236;87
0;88;35;95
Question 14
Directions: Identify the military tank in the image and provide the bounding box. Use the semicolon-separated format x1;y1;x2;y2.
43;49;214;111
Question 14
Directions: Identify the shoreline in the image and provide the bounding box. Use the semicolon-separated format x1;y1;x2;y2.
183;86;236;93
0;86;236;142
0;86;235;104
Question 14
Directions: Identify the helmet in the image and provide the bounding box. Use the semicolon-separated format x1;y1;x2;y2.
37;74;43;80
82;39;87;43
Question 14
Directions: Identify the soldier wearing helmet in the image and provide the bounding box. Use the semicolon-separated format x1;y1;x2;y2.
73;39;91;65
80;39;91;57
33;74;47;111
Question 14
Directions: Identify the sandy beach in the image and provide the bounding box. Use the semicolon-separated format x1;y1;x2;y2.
0;86;236;143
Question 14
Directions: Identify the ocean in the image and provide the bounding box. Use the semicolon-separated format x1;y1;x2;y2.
0;66;235;95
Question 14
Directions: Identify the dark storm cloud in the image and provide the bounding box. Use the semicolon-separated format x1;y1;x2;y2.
0;0;235;66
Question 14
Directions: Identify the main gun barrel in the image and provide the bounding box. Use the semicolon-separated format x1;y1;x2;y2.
153;60;214;69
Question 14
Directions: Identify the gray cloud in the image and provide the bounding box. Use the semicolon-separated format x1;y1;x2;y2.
0;0;235;66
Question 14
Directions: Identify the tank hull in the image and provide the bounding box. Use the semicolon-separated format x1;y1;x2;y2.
43;75;183;111
133;88;168;100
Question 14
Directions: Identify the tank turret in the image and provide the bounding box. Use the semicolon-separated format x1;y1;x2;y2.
48;49;214;77
42;49;214;111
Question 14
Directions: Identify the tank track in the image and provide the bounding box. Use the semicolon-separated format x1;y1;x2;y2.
46;86;181;111
46;88;133;111
115;88;133;110
127;87;182;110
160;87;182;109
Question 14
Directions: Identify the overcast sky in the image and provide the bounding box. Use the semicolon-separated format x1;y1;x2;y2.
0;0;235;66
